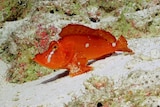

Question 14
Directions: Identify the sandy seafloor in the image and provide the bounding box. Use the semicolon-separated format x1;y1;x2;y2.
0;1;160;107
0;36;160;107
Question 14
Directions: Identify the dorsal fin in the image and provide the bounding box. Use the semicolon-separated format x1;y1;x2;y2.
59;24;116;43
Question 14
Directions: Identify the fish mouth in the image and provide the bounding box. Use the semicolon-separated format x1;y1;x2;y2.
33;57;37;63
33;54;39;62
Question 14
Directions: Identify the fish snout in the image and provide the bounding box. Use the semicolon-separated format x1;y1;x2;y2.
33;54;42;63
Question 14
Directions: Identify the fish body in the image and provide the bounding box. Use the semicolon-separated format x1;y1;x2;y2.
33;24;133;76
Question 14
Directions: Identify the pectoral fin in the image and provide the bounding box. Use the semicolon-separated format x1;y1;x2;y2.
67;54;93;77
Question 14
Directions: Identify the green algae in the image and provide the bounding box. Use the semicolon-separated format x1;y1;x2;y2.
0;0;33;22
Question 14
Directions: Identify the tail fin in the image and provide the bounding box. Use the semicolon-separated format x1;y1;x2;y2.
116;36;133;53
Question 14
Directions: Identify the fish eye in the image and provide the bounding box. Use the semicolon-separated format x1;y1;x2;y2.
52;45;58;50
53;45;57;49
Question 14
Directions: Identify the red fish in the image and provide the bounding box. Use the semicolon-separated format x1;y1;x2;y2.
33;24;133;77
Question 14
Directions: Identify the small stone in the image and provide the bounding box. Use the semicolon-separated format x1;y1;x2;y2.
97;102;103;107
50;10;54;14
89;18;100;23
